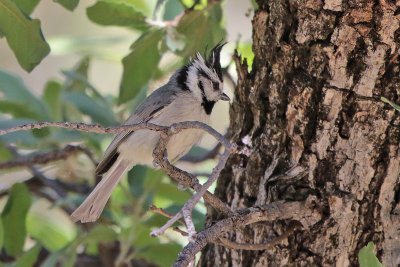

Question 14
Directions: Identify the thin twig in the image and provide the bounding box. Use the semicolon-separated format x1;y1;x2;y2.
173;227;189;236
149;204;186;226
5;145;68;198
173;196;321;266
0;144;96;170
179;142;222;163
150;128;234;239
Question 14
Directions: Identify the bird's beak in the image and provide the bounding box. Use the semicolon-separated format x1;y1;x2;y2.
220;93;230;101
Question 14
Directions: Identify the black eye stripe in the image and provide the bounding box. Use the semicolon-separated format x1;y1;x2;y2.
212;81;219;91
198;80;204;91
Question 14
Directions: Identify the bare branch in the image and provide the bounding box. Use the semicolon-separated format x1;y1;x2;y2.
149;204;186;226
173;196;321;266
179;142;222;163
150;128;234;239
173;227;189;236
0;144;96;170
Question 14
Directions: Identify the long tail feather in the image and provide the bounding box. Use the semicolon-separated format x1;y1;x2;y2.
70;160;130;223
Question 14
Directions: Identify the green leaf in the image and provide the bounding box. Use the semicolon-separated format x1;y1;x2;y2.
53;0;79;11
237;42;254;72
381;97;400;111
0;144;12;161
153;182;191;204
15;244;41;267
26;199;77;252
0;101;37;118
0;218;3;250
119;28;164;104
176;5;225;58
0;0;50;72
62;91;118;125
42;81;62;121
163;0;183;20
82;225;118;244
63;56;90;92
1;183;32;257
128;165;148;198
136;243;182;267
87;0;148;31
0;70;51;121
359;242;382;267
13;0;41;14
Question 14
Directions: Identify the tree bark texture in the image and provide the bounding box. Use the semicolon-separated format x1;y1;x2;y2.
201;0;400;266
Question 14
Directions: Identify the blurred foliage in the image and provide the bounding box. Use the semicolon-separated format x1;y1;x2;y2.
382;97;400;112
358;242;383;267
0;0;255;265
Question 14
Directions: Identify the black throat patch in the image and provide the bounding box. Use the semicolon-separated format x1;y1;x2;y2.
198;81;215;115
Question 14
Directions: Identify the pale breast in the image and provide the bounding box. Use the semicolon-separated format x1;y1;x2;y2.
118;94;210;166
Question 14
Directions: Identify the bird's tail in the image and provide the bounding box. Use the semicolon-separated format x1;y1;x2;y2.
70;159;130;223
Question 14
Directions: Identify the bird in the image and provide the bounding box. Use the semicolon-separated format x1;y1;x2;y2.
70;43;230;223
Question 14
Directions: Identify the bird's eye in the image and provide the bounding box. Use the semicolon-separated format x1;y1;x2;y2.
198;81;204;91
212;81;219;91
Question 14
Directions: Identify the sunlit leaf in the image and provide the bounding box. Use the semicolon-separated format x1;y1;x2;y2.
237;42;254;72
0;0;50;72
15;244;41;267
180;0;207;9
119;28;164;104
358;242;382;267
13;0;41;14
87;0;148;31
27;199;77;252
53;0;79;11
1;183;32;257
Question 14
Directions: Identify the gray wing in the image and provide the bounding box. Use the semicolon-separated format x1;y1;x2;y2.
95;83;179;175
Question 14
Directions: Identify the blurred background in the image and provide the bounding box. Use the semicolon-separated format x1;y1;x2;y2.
0;0;254;266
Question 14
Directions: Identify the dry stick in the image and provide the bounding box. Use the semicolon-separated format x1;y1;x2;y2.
5;145;68;198
150;128;234;240
173;196;320;267
0;144;96;170
149;204;186;226
169;214;301;252
0;121;233;217
179;142;222;163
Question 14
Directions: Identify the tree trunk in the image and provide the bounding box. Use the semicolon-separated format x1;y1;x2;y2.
201;0;400;266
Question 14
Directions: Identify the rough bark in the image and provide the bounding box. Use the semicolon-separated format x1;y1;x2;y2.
201;0;400;266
